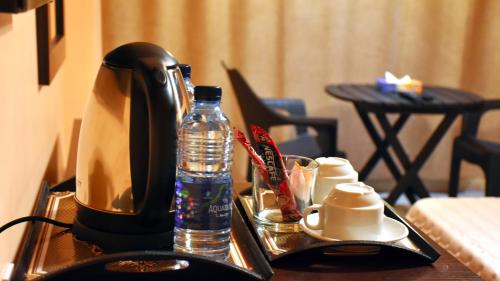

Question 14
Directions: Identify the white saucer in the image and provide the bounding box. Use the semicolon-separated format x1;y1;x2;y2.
299;213;409;243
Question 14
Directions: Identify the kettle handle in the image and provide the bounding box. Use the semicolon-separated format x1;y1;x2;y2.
130;61;177;226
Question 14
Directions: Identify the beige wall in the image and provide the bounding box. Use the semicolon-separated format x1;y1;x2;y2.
0;0;101;271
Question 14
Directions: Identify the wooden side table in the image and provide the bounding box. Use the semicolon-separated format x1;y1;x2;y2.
11;182;481;280
325;84;483;204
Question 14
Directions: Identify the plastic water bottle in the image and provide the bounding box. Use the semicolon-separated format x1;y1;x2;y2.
179;64;195;105
174;86;233;261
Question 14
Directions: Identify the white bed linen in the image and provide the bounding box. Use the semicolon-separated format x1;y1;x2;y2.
406;198;500;281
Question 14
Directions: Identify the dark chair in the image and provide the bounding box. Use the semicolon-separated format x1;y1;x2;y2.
449;100;500;197
222;63;345;180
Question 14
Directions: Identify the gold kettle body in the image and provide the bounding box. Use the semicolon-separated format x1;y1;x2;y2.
73;42;191;251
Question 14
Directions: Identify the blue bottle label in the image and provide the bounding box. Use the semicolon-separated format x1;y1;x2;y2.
175;177;232;230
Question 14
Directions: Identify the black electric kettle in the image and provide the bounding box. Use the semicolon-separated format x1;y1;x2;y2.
73;42;191;251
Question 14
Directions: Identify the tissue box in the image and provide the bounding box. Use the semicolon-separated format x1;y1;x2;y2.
376;78;422;95
376;78;398;93
398;80;422;94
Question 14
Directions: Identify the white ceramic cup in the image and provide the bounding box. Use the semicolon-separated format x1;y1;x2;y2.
312;157;358;204
303;182;384;240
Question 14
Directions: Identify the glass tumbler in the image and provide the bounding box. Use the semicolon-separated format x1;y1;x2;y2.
252;155;318;232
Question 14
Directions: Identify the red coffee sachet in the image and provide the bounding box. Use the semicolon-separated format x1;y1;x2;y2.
234;128;267;176
250;125;302;222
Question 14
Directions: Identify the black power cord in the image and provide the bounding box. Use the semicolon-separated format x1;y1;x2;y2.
0;216;72;234
0;178;76;235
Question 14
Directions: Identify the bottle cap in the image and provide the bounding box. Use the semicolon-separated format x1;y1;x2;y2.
194;86;222;101
179;64;191;79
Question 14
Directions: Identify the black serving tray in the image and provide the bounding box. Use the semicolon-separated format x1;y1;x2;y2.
10;179;273;281
237;188;440;264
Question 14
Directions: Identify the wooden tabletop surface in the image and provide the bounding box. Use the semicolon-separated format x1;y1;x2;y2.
14;183;480;280
270;242;480;281
326;84;484;113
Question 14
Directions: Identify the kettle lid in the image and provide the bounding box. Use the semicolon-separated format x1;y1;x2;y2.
104;42;178;69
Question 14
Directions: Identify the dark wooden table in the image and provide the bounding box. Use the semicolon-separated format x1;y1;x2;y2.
13;183;482;281
325;84;483;204
271;238;480;281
